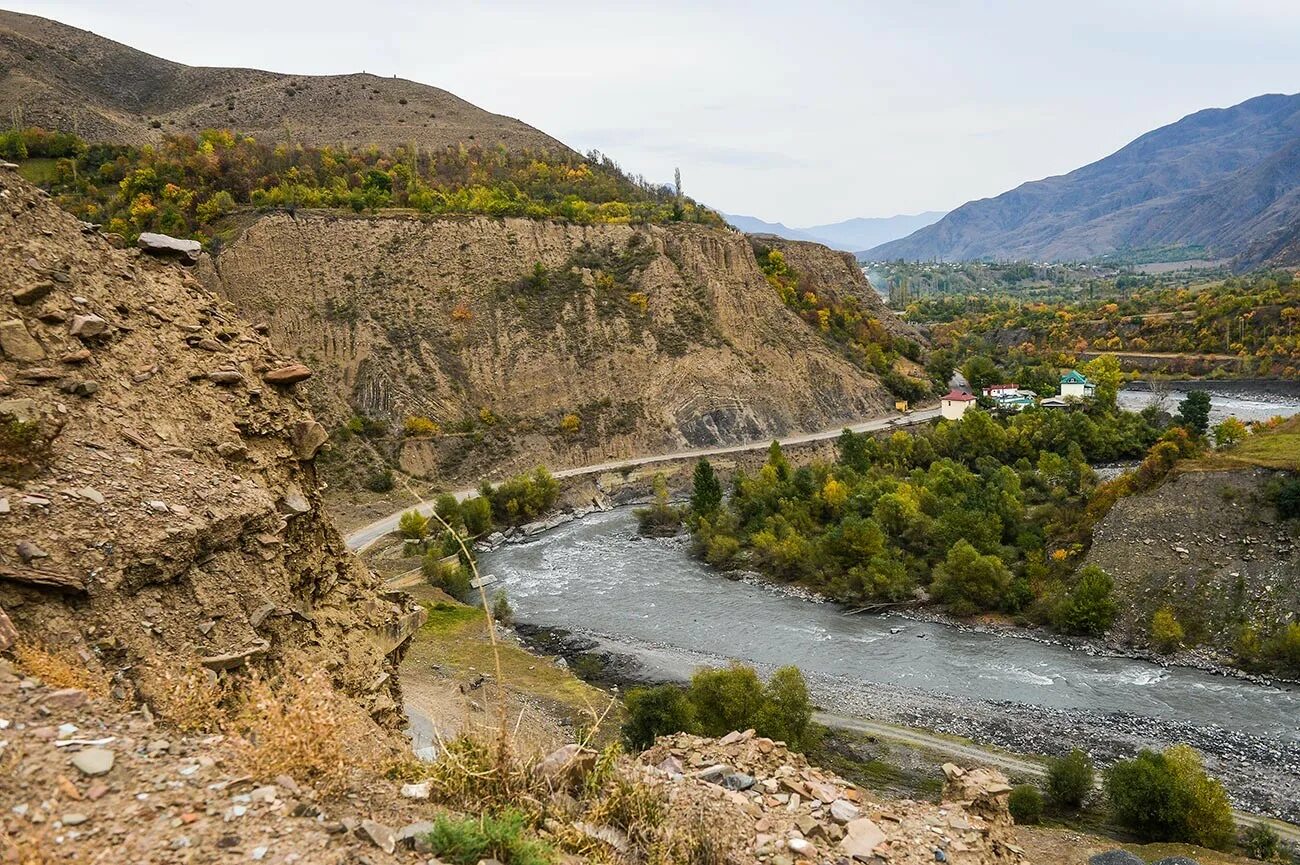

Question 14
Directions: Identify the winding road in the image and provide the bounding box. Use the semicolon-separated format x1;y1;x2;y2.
344;405;940;551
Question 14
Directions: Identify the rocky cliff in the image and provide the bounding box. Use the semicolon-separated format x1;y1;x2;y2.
204;213;909;486
0;168;422;722
1086;467;1299;659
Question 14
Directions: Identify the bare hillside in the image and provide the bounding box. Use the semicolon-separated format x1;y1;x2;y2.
0;9;568;153
202;214;911;486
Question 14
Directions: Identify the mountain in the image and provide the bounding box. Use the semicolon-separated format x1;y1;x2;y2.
866;93;1300;264
0;9;568;153
724;211;946;251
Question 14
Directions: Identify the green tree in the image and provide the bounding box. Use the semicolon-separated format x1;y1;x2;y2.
434;493;462;531
1212;417;1247;448
1081;354;1123;409
398;509;429;540
622;685;696;750
1052;566;1118;636
931;539;1012;616
1105;746;1233;849
687;664;765;738
754;666;816;750
1151;607;1184;653
1046;749;1094;810
459;496;493;536
1177;391;1212;436
690;458;723;517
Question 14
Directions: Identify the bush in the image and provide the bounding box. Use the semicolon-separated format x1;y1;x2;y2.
1240;824;1281;861
460;495;493;536
423;810;553;865
492;592;514;625
1264;621;1300;674
682;663;815;751
398;509;429;540
1008;785;1043;824
635;474;682;537
622;685;697;750
423;552;471;598
930;540;1012;616
559;413;581;434
365;469;395;492
404;415;440;437
1268;475;1300;520
755;665;818;751
1046;748;1094;810
1151;607;1184;653
1052;566;1118;636
483;466;559;525
1104;745;1234;849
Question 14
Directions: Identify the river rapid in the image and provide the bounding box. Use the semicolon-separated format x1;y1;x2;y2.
481;508;1300;820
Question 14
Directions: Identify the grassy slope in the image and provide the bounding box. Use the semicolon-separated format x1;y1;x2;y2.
1192;416;1300;472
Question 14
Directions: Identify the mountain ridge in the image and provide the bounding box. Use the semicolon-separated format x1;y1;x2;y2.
866;92;1300;264
723;210;946;252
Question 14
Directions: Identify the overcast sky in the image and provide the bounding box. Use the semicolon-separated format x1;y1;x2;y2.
11;0;1300;225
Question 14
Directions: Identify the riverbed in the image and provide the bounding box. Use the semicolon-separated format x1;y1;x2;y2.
481;508;1300;820
1117;380;1300;424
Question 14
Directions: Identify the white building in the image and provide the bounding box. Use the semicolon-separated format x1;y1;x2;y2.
940;389;977;420
1059;370;1096;399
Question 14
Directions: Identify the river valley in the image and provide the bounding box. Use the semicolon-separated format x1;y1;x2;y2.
481;507;1300;822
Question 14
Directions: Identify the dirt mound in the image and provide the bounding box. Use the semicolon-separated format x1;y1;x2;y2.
0;9;567;154
0;166;423;721
204;213;908;488
641;730;1024;864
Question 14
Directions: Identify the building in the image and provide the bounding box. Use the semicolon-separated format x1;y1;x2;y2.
1059;370;1096;399
994;393;1037;413
940;389;977;420
982;384;1020;399
1040;396;1069;410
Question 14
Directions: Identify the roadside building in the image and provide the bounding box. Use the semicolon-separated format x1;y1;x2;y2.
1059;370;1096;399
940;389;977;420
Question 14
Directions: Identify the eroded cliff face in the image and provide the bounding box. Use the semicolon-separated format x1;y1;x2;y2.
0;170;420;722
205;213;905;485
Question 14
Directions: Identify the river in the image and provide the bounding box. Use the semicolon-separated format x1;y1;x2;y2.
1117;380;1300;425
480;507;1300;819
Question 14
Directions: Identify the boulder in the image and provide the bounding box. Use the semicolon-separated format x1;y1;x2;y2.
839;817;885;860
137;232;202;263
357;819;396;854
71;748;115;777
69;314;109;338
0;398;37;423
535;744;598;787
262;364;312;386
396;821;437;852
829;798;860;824
290;420;328;460
1088;853;1145;865
0;319;45;362
12;282;54;306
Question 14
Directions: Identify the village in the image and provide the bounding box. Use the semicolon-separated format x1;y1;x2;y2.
939;370;1097;420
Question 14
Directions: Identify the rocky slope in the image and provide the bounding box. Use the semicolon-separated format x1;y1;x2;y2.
868;92;1300;263
0;9;567;154
1085;467;1299;658
0;167;423;721
203;213;911;487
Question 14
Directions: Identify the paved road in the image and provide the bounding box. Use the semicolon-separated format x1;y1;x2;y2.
344;406;940;552
817;712;1300;844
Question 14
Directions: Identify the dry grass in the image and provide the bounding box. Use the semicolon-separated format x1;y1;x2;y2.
12;641;109;697
136;664;227;732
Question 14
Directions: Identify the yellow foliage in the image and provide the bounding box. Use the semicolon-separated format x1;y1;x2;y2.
560;413;582;434
628;292;649;313
478;407;499;426
404;415;440;438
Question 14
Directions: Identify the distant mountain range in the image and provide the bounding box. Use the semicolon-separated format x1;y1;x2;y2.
724;211;946;252
866;93;1300;267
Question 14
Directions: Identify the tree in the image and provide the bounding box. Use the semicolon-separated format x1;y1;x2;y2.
687;664;765;738
960;355;1002;392
1177;391;1212;436
397;509;429;540
622;685;696;750
1052;566;1118;636
1046;749;1094;810
690;458;723;517
1105;745;1233;850
1163;744;1235;850
755;666;816;751
635;474;682;537
1081;354;1123;409
1212;417;1246;448
931;540;1012;616
459;496;493;536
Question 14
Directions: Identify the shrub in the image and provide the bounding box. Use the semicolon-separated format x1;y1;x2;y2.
365;469;395;492
484;466;559;525
404;415;440;437
635;475;682;537
1008;785;1043;824
1265;621;1300;674
13;641;109;697
398;509;429;540
492;592;514;625
688;664;764;738
1212;417;1247;448
755;665;817;751
559;413;581;434
1150;607;1184;653
460;495;493;536
1046;748;1094;810
1051;566;1118;636
622;685;697;750
423;810;553;865
1104;745;1234;849
423;552;472;598
434;493;462;531
1240;824;1281;861
1268;475;1300;520
931;540;1012;616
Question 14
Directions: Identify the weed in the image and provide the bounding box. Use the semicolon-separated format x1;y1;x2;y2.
12;641;109;697
423;811;553;865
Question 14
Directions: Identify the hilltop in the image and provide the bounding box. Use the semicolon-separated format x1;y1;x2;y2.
867;93;1300;265
0;9;567;153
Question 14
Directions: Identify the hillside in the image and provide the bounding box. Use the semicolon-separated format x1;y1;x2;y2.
202;214;922;489
867;93;1300;264
724;210;946;252
0;9;567;153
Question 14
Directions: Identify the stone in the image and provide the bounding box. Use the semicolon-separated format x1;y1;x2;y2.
535;744;598;785
12;282;54;306
829;798;860;824
249;785;278;803
0;398;37;423
290;420;328;460
207;370;246;386
43;688;87;709
192;338;225;352
262;364;312;385
396;821;437;852
1088;853;1145;865
400;781;432;799
722;772;755;791
146;500;169;513
358;819;396;854
279;488;311;516
78;487;105;505
71;748;115;777
0;319;45;362
137;232;202;263
17;540;48;563
60;348;92;364
840;817;886;860
200;639;270;671
0;604;17;651
216;441;248;460
61;813;88;826
69;314;109;338
787;837;816;857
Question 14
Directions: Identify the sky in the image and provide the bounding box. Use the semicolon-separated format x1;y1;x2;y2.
10;0;1300;226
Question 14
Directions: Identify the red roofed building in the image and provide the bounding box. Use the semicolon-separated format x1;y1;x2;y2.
940;389;977;420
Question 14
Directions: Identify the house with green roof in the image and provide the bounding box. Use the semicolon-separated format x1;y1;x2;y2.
1059;369;1095;399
